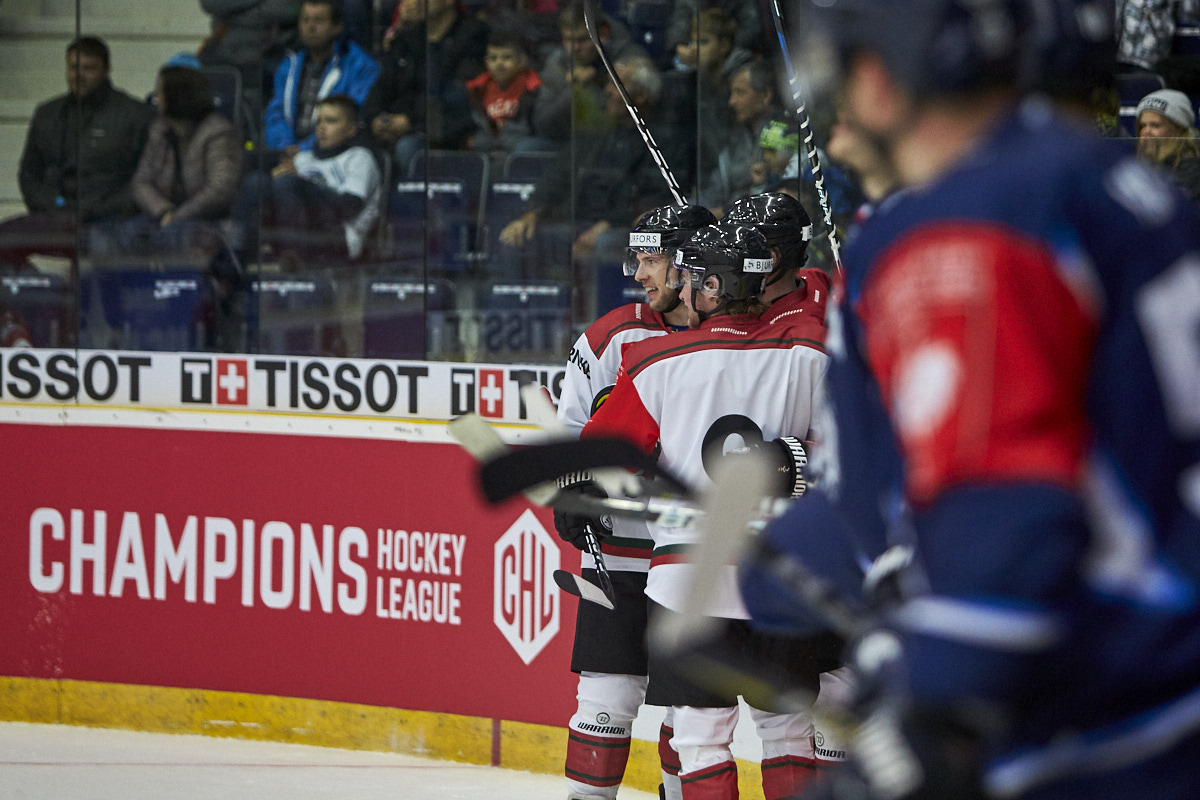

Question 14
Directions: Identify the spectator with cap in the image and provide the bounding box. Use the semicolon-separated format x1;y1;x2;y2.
262;0;379;154
1136;87;1200;202
0;36;153;273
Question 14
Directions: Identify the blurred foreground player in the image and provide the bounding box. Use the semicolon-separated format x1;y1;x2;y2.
556;204;716;800
584;224;837;800
768;0;1200;798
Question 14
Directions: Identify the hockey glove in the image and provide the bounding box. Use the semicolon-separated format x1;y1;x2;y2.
552;474;613;551
738;437;808;498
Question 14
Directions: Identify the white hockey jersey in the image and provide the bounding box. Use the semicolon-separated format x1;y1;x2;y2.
583;311;829;618
558;302;682;573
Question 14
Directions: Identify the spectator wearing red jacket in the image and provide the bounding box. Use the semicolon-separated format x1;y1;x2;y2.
466;31;548;157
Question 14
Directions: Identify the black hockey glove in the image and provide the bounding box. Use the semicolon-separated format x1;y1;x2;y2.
736;437;808;498
552;474;613;551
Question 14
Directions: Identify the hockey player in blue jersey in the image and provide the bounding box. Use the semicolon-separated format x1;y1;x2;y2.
737;1;1200;798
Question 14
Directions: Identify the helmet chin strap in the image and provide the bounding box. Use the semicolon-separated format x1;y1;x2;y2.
662;287;682;314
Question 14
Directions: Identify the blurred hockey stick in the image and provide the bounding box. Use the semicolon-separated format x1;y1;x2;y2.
766;0;843;277
583;0;688;205
447;413;616;609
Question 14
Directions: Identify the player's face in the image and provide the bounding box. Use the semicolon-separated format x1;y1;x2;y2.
299;2;342;52
67;52;108;98
315;105;357;149
486;46;524;87
681;275;719;327
634;250;676;311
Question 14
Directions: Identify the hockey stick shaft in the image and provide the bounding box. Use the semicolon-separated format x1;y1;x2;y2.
583;0;687;206
767;0;843;277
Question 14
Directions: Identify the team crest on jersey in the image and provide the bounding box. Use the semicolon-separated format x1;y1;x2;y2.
590;385;615;417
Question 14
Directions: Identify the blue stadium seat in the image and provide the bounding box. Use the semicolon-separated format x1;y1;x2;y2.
248;276;341;356
503;151;557;182
482;180;537;273
361;276;457;360
1174;23;1200;56
390;180;473;272
1;272;72;348
478;279;572;359
596;270;646;317
78;268;207;351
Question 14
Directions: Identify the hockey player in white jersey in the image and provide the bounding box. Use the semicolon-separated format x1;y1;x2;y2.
582;223;839;800
723;192;831;330
556;203;717;800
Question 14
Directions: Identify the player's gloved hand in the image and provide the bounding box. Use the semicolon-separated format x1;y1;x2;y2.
552;474;612;551
862;544;917;611
732;437;808;497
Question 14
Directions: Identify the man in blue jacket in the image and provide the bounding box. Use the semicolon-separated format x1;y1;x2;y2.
262;0;379;153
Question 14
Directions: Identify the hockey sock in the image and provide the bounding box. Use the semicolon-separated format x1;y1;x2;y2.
660;720;682;800
565;672;645;798
679;759;738;800
750;705;819;800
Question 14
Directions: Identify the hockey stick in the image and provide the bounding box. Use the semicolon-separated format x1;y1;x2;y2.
766;0;843;277
447;414;617;609
583;0;687;206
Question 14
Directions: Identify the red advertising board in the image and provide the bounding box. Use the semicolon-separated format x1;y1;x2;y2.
0;422;579;727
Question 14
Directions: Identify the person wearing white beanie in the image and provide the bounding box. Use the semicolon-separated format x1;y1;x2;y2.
1136;88;1200;203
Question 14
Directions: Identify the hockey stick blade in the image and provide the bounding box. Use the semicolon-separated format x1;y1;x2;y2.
554;569;615;609
477;437;691;505
651;450;773;656
517;384;641;499
448;414;557;505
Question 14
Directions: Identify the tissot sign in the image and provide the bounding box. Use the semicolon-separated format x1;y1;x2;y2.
0;349;565;422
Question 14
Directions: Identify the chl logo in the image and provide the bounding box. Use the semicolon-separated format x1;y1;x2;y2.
493;509;560;664
181;358;249;405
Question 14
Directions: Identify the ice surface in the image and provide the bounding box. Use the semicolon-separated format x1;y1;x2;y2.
0;722;660;800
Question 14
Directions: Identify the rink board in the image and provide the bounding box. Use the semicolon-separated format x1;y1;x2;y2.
0;348;768;798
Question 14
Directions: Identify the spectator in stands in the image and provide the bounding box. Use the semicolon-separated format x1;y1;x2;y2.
467;30;546;157
237;95;381;266
532;3;647;144
672;7;752;85
697;59;781;214
1136;87;1200;201
262;0;380;154
0;36;153;273
666;0;762;63
364;0;488;172
102;66;244;258
498;55;678;282
198;0;299;116
1117;0;1194;72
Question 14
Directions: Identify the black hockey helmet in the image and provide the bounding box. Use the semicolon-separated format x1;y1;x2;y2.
623;204;719;277
725;193;813;273
799;0;1028;99
670;223;774;305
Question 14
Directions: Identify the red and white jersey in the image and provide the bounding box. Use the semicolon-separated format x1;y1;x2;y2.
582;312;829;617
558;302;679;572
763;267;832;330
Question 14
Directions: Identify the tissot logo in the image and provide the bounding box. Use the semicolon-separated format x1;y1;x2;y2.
180;358;213;403
478;368;505;418
215;359;249;405
450;368;476;415
181;358;249;405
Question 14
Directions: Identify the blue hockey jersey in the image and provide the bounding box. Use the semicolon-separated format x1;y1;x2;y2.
756;98;1200;796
